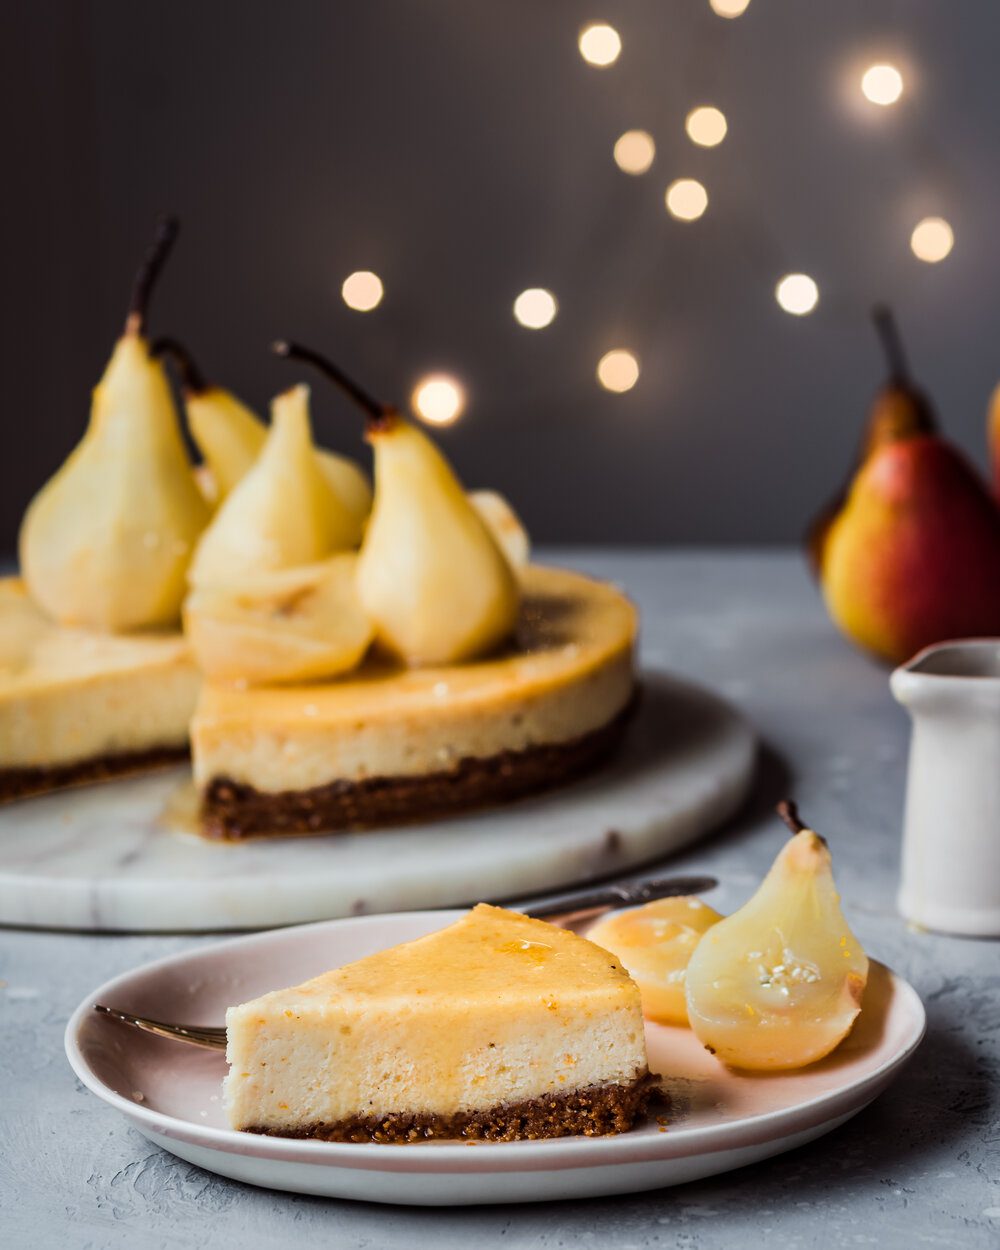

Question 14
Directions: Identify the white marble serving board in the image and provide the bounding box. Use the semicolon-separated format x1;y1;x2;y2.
0;672;755;933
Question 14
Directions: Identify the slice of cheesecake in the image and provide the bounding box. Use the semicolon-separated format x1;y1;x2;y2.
224;904;652;1142
0;578;199;800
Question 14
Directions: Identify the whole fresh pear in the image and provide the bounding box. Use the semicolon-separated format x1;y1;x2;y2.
273;342;520;665
988;381;1000;501
155;338;372;534
808;307;936;574
19;218;210;631
821;434;1000;663
188;385;356;586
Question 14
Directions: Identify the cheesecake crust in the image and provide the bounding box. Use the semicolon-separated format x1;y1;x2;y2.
242;1072;653;1143
0;744;188;803
200;695;635;839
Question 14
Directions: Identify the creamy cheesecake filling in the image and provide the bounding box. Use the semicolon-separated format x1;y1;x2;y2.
0;578;199;771
225;994;647;1130
196;655;632;793
192;565;636;794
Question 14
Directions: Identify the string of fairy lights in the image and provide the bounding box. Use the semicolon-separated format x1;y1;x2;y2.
339;1;954;426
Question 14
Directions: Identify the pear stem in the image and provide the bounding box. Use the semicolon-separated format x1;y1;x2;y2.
126;215;180;337
872;305;911;384
776;800;808;835
271;340;394;430
152;337;208;395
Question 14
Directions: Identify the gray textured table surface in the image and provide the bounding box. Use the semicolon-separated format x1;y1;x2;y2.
2;550;998;1249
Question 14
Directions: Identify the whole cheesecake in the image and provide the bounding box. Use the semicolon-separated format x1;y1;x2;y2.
224;903;652;1142
0;578;199;801
192;564;637;838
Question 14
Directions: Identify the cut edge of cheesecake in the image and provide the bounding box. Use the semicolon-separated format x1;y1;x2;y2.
224;903;653;1143
200;694;636;839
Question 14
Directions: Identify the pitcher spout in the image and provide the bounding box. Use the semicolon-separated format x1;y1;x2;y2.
890;638;1000;714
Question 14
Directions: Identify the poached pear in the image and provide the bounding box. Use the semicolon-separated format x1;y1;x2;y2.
155;338;372;535
19;217;210;631
588;897;723;1026
468;489;531;570
685;802;869;1071
189;385;357;587
273;342;520;666
184;555;373;685
154;337;265;500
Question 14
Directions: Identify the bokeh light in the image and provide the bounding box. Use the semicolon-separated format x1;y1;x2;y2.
861;63;904;106
513;288;558;329
775;273;819;316
910;217;954;263
597;350;640;393
614;129;656;175
685;106;728;148
578;23;621;67
665;178;709;221
341;270;384;312
709;0;751;16
411;374;466;425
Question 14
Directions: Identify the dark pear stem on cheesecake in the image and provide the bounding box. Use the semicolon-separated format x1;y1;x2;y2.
152;337;209;395
125;215;180;337
872;304;912;385
776;800;808;836
271;339;398;433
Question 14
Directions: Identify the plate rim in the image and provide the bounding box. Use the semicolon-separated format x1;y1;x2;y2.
65;909;927;1175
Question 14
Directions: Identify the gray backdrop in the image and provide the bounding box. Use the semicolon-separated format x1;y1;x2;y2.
3;0;1000;549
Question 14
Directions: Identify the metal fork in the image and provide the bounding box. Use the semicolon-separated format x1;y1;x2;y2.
92;874;717;1051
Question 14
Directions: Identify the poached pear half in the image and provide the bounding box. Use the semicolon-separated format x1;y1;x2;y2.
184;554;373;685
685;803;869;1071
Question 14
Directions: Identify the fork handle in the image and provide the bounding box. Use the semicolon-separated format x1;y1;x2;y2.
524;874;717;923
93;1003;228;1050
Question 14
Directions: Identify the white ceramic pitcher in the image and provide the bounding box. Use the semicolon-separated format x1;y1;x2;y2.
890;639;1000;937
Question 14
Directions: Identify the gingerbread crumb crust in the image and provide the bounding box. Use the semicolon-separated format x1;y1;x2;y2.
0;744;189;803
242;1072;654;1143
199;694;637;840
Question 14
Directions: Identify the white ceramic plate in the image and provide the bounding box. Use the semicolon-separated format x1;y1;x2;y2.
66;910;926;1206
